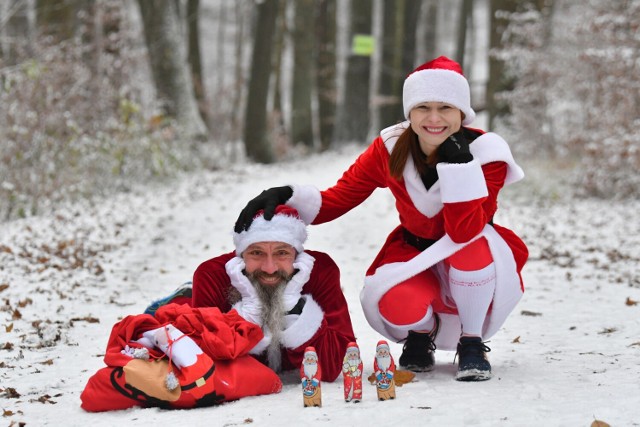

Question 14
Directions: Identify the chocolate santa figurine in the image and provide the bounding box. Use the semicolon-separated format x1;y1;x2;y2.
300;346;322;407
342;342;363;402
373;340;396;401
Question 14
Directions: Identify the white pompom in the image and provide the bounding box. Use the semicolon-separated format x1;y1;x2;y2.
165;371;179;391
133;347;150;360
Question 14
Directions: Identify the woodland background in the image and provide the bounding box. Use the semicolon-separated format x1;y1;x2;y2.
1;0;639;223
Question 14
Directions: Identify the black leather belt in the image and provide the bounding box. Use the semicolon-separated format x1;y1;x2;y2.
403;229;437;251
181;364;216;391
403;219;494;252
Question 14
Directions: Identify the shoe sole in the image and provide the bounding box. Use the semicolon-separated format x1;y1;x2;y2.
402;364;435;373
455;369;492;381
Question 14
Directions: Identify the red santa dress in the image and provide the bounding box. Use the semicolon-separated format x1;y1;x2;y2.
284;122;529;350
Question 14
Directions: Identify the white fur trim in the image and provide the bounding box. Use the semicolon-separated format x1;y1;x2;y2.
249;331;272;355
280;295;324;349
436;159;488;203
234;211;307;255
287;184;322;225
360;225;523;350
381;122;524;218
403;69;475;125
469;132;525;185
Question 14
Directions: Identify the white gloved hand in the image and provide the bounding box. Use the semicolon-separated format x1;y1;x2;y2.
283;252;315;311
225;257;263;326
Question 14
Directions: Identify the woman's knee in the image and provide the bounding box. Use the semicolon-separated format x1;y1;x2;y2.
378;270;439;325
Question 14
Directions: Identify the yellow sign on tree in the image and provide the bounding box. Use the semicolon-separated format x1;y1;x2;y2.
351;34;375;56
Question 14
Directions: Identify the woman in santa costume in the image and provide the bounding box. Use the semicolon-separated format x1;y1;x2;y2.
235;56;528;381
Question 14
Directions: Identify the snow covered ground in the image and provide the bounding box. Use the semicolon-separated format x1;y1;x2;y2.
1;145;639;426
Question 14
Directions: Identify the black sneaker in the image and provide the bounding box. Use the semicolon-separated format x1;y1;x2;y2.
455;336;492;381
399;316;440;372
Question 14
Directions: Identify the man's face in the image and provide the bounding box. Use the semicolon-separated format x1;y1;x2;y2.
242;242;296;287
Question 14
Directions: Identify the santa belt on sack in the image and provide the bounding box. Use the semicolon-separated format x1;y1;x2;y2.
181;364;216;391
403;219;494;252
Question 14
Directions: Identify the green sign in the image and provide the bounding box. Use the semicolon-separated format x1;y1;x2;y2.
351;34;375;56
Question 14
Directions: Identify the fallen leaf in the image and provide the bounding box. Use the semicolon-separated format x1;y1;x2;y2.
5;323;13;333
521;310;542;317
367;370;415;386
512;336;521;343
598;327;617;335
70;316;100;323
394;369;416;386
2;387;20;398
0;283;9;292
625;297;638;306
591;420;610;427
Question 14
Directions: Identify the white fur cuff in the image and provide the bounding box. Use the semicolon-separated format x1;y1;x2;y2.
280;295;324;349
436;159;488;203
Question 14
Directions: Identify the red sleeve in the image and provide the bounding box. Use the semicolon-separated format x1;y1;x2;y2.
283;250;356;382
192;252;235;309
314;138;389;224
443;161;507;243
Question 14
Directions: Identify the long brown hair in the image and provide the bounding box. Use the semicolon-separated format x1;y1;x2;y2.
388;127;439;180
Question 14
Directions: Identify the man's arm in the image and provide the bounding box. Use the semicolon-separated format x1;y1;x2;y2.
192;252;235;310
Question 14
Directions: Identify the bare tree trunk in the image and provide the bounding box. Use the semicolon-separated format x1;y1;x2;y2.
230;1;249;141
379;0;420;128
137;0;208;140
243;0;279;163
334;0;373;144
1;0;34;65
419;0;438;64
315;0;337;151
455;0;473;68
186;0;210;130
35;0;83;41
487;0;519;130
291;0;315;148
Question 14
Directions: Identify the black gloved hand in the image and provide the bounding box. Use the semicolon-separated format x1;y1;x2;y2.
438;130;473;163
234;186;293;232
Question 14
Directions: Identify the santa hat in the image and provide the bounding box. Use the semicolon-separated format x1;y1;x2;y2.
402;56;476;125
233;205;307;255
345;342;360;354
376;340;390;352
304;346;318;360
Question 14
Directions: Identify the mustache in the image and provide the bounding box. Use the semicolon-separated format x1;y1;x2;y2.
245;269;292;285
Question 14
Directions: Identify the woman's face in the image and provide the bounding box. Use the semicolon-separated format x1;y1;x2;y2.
409;102;463;155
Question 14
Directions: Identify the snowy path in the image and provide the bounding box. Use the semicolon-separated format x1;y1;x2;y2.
1;146;639;426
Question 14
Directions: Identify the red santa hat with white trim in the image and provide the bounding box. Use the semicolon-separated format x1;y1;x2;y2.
402;56;476;125
233;205;307;255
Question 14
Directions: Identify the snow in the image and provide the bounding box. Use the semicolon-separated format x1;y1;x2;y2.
2;145;640;427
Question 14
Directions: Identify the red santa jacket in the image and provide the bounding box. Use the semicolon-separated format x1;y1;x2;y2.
285;122;529;350
192;249;356;382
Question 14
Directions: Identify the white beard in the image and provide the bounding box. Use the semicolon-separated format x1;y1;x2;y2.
303;361;318;378
376;354;391;371
249;275;289;372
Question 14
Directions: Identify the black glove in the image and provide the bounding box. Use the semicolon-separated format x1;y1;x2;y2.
438;131;473;163
234;186;293;232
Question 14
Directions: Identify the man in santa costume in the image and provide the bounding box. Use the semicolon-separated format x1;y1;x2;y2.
234;56;528;382
191;205;356;382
